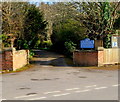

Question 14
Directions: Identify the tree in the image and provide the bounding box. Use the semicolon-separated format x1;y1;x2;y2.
39;2;80;40
39;2;87;54
2;2;47;49
114;5;120;29
23;4;47;49
2;2;29;38
71;2;120;48
2;2;30;48
51;19;87;53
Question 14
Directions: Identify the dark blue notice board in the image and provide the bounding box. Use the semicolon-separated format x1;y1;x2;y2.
80;38;94;48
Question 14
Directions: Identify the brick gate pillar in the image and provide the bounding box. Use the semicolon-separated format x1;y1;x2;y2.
3;48;13;71
98;50;104;67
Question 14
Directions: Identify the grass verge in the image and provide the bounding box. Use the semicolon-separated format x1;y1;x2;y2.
1;64;33;74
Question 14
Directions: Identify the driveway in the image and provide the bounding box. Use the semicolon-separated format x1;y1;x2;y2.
2;50;119;100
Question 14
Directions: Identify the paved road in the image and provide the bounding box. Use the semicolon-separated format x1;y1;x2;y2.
2;50;119;100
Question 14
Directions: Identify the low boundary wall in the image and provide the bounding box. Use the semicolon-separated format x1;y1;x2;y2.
0;48;29;71
73;48;120;66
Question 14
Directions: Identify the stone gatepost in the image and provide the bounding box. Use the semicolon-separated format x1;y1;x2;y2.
7;34;16;48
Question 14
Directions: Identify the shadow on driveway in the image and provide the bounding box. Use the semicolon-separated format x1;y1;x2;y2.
30;50;74;67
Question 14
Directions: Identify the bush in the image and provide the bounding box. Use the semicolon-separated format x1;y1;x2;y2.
16;40;29;50
103;34;112;48
33;39;41;49
0;34;11;47
42;40;53;48
29;50;35;59
64;41;76;55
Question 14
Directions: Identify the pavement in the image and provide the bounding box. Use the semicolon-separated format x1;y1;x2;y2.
1;50;119;100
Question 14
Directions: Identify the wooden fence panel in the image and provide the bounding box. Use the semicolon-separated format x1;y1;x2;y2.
103;48;120;64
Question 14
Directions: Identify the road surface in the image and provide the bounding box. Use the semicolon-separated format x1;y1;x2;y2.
1;50;119;100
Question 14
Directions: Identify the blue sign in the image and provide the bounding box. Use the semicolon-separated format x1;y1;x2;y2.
112;42;118;47
80;38;94;48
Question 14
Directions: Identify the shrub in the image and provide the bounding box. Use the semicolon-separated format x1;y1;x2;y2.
29;50;35;59
0;34;11;47
33;39;41;49
42;40;53;48
16;40;29;50
64;41;76;55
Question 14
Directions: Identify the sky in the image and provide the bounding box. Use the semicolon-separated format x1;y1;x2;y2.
29;0;73;6
29;0;55;6
2;0;119;2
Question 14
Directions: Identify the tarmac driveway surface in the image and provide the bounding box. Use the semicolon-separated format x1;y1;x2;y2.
1;50;119;100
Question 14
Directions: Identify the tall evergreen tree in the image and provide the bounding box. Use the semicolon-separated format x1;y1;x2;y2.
23;4;47;49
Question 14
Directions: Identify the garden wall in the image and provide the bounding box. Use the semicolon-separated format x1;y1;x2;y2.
73;50;103;66
0;48;29;71
73;48;120;66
